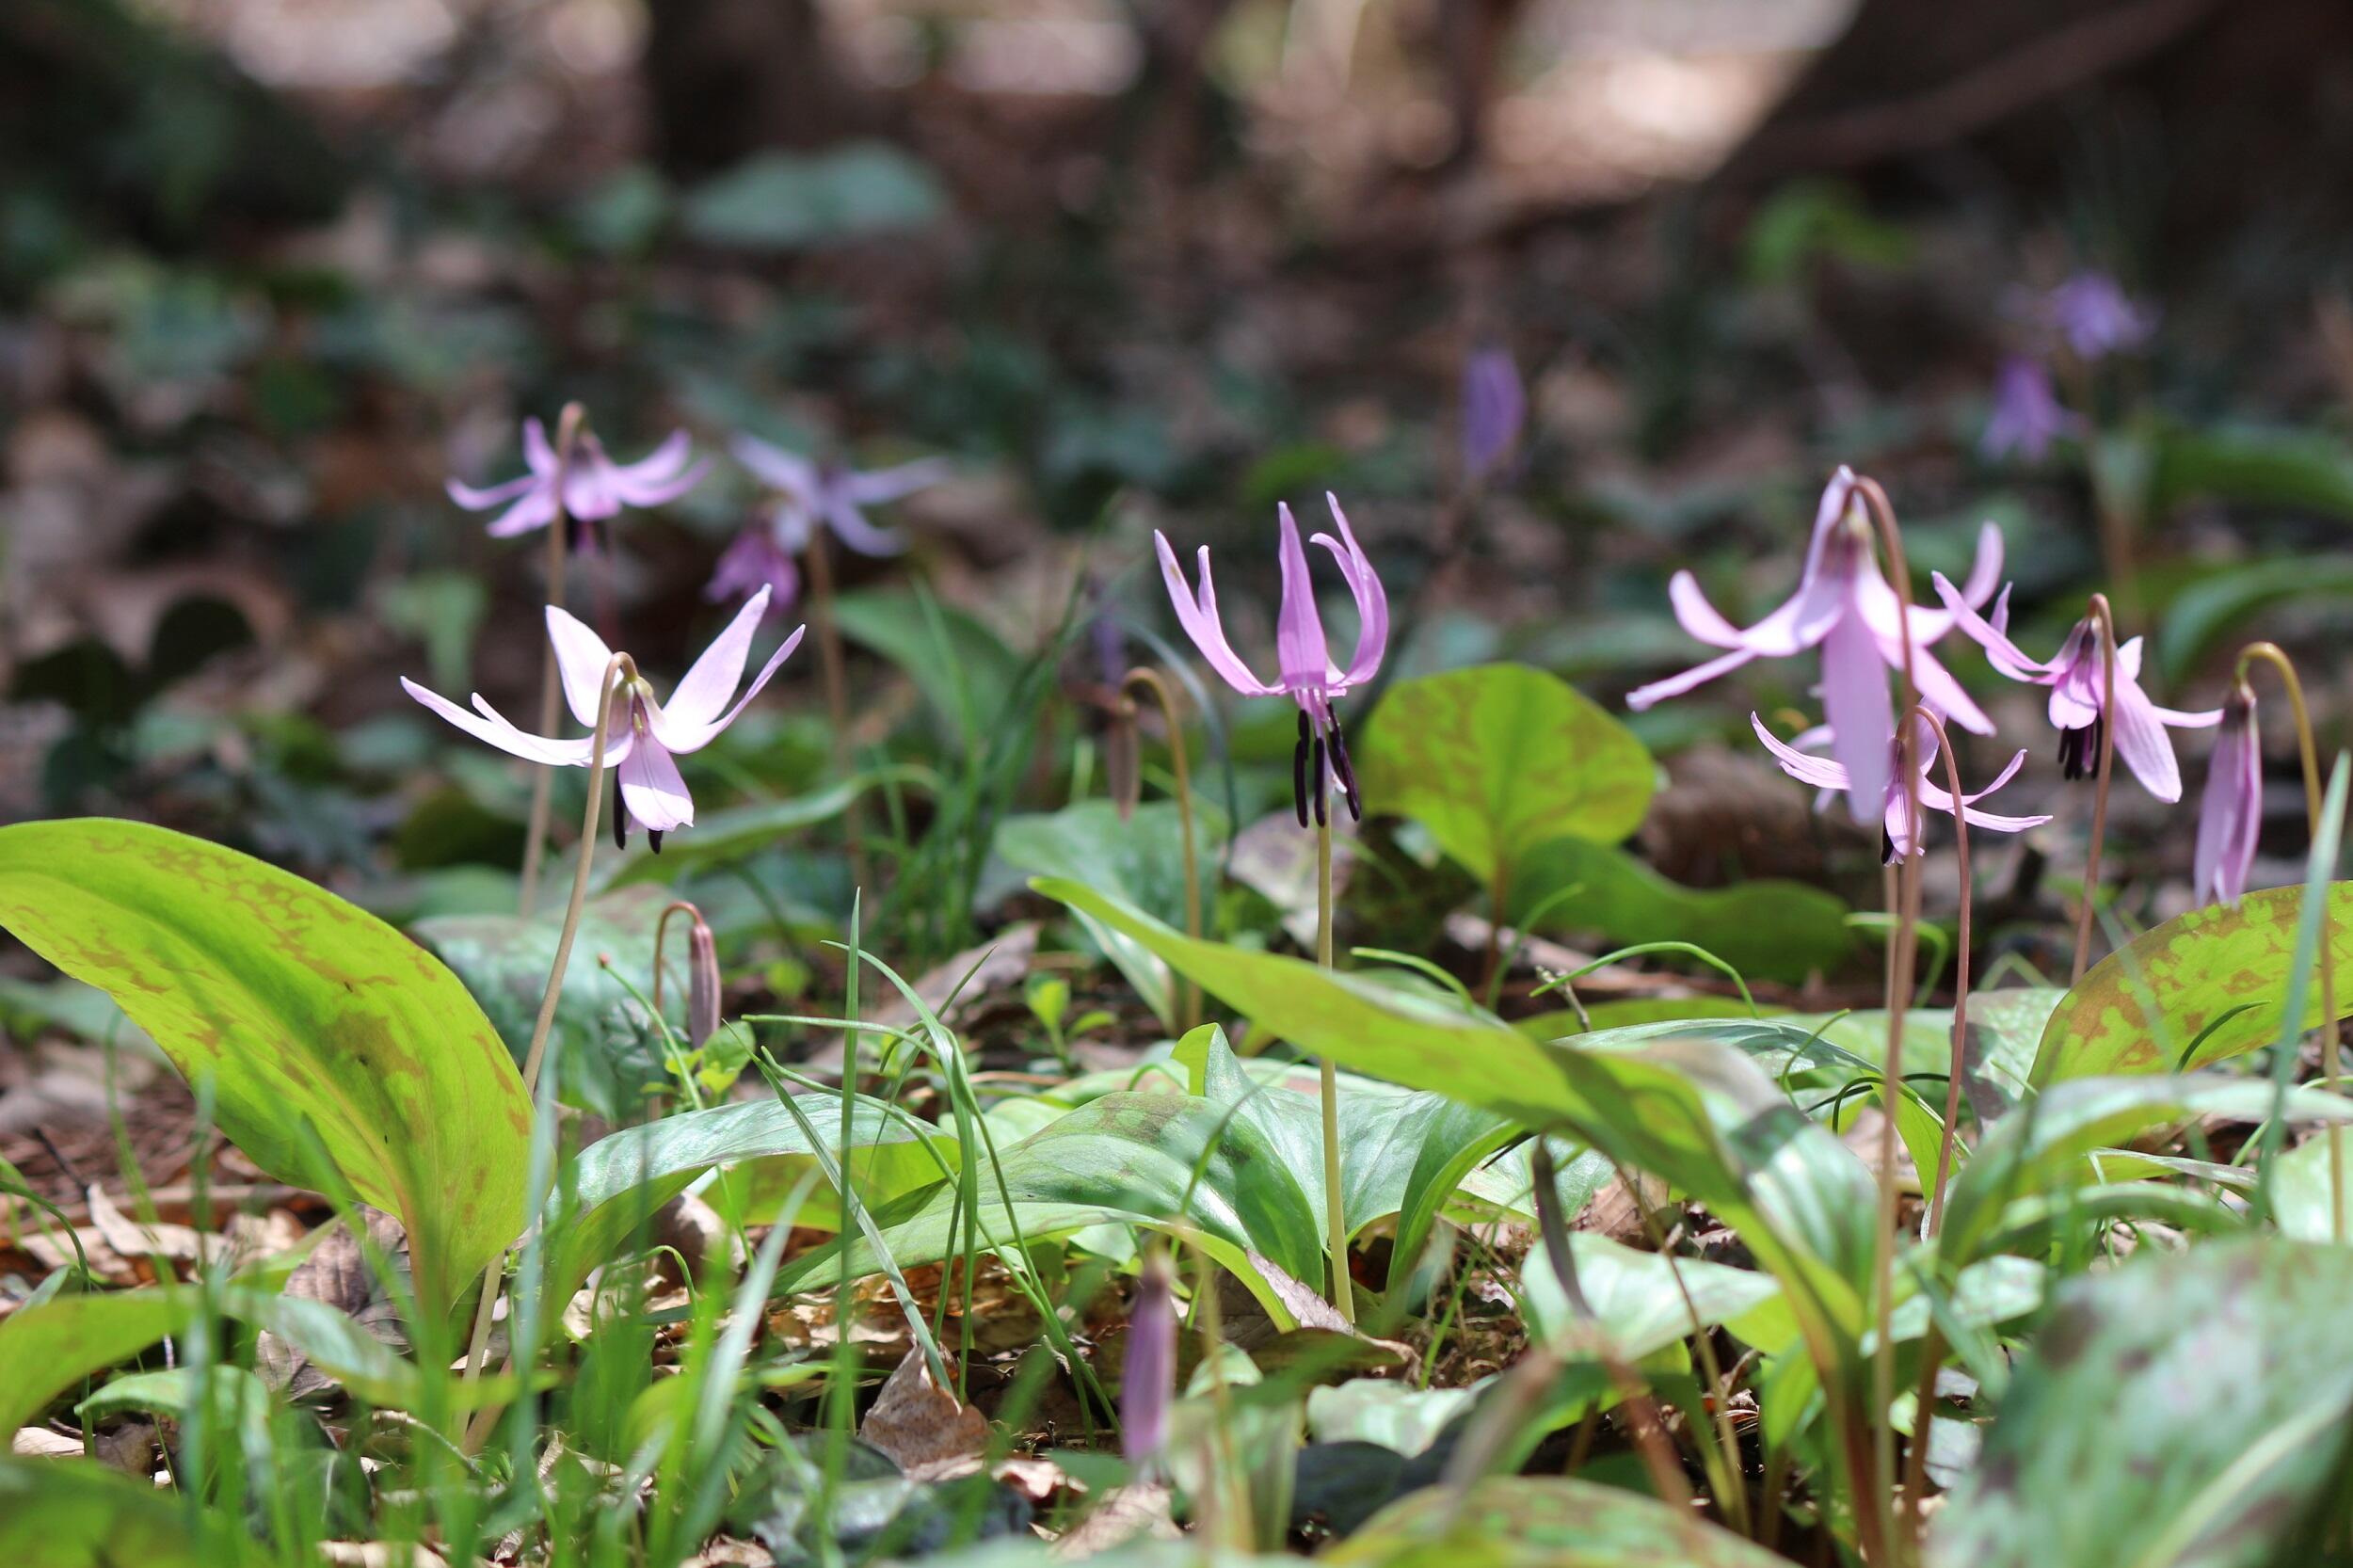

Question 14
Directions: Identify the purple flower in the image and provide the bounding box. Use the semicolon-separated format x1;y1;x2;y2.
447;417;707;543
704;524;799;617
2041;272;2155;361
731;436;952;559
1981;357;2082;463
1931;575;2220;803
2194;681;2262;906
1626;467;2003;824
1752;712;2049;863
400;587;803;849
1156;493;1387;826
1462;344;1526;485
1121;1250;1176;1467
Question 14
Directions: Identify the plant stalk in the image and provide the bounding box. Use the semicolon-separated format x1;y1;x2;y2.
1316;815;1353;1324
2070;594;2120;984
804;529;872;897
1123;666;1203;1032
1921;707;1975;1238
1855;475;1923;1567
2238;641;2340;1240
517;403;585;919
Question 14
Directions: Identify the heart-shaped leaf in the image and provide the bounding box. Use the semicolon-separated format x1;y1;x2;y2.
0;819;529;1313
1356;664;1654;878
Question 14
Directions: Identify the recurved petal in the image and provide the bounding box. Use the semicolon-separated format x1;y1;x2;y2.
841;456;952;505
403;677;599;767
1820;603;1892;825
482;485;562;538
1154;532;1275;697
731;434;820;499
446;472;538;510
2108;672;2185;802
822;496;907;557
1932;573;2055;683
1625;646;1759;710
1749;712;1850;791
546;605;619;728
665;587;769;731
1311;493;1386;687
656;624;803;753
1272;503;1330;694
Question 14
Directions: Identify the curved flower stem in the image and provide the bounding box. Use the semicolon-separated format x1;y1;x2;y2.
1854;475;1922;1567
2237;640;2339;1240
2070;594;2120;984
461;648;635;1415
1903;707;1974;1536
650;898;699;1017
804;531;871;899
518;402;585;919
1122;666;1202;1032
1316;815;1353;1323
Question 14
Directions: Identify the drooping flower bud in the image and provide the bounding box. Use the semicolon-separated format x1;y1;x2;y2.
1121;1248;1177;1468
2194;680;2263;908
685;912;721;1048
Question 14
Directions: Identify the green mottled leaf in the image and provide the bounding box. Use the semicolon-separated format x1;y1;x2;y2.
1329;1476;1792;1567
1931;1239;2353;1568
1510;836;1852;985
1518;1230;1785;1361
2029;885;2353;1084
1357;664;1654;878
414;884;675;1120
995;800;1221;1028
0;820;528;1313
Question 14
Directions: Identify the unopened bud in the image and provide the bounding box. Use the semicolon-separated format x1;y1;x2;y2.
686;916;721;1048
1122;1248;1176;1466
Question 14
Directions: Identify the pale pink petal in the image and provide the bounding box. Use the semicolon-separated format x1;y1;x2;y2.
1960;748;2031;805
841;456;952;505
403;677;600;767
2108;673;2185;802
732;435;821;502
1310;494;1386;688
618;740;695;832
666;588;770;731
1625;646;1759;710
609;429;692;485
1932;574;2056;683
546;606;618;728
1821;602;1892;824
1750;712;1850;791
1947;522;2006;612
1795;467;1861;584
1155;533;1276;697
1666;572;1749;649
446;472;537;510
655;626;803;754
608;455;708;509
523;418;558;476
1958;805;2053;834
562;449;626;520
483;487;561;538
1272;503;1330;694
466;692;633;767
822;496;907;557
1891;640;1995;736
2152;704;2223;728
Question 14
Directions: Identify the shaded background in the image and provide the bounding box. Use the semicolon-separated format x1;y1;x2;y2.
6;0;2353;936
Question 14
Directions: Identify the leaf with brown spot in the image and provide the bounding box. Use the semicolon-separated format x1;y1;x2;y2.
0;819;530;1315
2031;884;2353;1085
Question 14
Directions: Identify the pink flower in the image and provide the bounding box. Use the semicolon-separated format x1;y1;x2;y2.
1930;575;2221;803
704;525;799;617
2041;272;2155;361
447;417;708;544
1751;712;2049;862
2193;681;2262;906
1156;493;1387;825
1462;344;1526;485
1627;467;2003;824
400;587;803;850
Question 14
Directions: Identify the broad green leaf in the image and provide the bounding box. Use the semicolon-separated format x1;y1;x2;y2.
601;769;925;888
0;1289;192;1432
1305;1378;1477;1457
1518;1230;1786;1361
1937;1075;2353;1266
1033;877;1880;1357
2151;421;2353;521
2156;555;2353;682
1328;1475;1792;1568
0;1455;266;1567
775;1091;1328;1324
416;885;677;1120
551;1098;956;1304
1931;1239;2353;1568
0;820;529;1314
1510;837;1852;985
2029;885;2353;1084
2269;1132;2353;1242
1356;664;1654;878
994;801;1221;1028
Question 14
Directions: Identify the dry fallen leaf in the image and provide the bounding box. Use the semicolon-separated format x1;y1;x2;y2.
1050;1483;1178;1559
12;1428;83;1459
257;1208;412;1400
857;1348;989;1481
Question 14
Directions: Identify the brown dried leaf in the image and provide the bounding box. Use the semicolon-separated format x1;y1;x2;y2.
1050;1483;1177;1559
257;1208;412;1400
857;1348;989;1481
